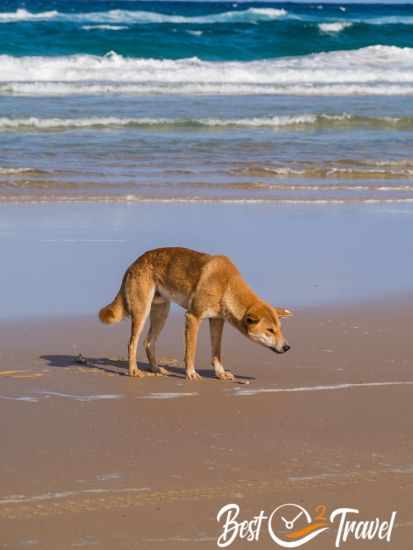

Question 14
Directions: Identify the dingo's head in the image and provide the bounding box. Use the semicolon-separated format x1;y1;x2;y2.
242;303;292;354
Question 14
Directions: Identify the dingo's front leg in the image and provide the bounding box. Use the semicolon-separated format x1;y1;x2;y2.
209;318;234;380
185;312;202;380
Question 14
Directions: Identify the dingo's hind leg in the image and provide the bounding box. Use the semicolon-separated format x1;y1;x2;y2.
209;318;234;380
144;300;171;375
127;277;155;378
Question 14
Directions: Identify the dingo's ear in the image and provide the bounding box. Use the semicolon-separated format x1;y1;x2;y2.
274;307;293;318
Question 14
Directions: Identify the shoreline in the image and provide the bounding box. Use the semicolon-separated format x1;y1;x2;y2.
1;196;413;205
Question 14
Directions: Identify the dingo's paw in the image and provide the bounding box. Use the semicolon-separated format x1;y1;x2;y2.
129;367;144;378
216;370;234;381
154;366;169;376
186;370;202;381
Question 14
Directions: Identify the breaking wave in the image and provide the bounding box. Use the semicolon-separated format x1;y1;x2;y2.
318;22;352;33
1;46;413;96
2;114;413;131
0;7;287;25
82;25;128;31
235;160;413;179
0;8;58;22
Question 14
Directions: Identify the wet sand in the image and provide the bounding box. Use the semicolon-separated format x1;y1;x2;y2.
1;201;413;319
1;299;413;549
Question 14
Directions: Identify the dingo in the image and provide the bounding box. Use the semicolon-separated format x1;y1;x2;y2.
99;247;292;380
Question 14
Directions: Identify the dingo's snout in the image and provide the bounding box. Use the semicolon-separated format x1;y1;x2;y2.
272;343;291;354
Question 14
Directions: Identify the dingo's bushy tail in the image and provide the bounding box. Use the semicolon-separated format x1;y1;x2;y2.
99;277;128;324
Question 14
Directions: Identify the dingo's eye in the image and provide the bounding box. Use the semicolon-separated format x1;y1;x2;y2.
267;328;275;335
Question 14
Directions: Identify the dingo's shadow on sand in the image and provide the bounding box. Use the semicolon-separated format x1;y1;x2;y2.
40;355;255;381
40;354;182;378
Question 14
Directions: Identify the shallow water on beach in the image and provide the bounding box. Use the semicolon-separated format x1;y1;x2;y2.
1;1;413;204
1;94;413;204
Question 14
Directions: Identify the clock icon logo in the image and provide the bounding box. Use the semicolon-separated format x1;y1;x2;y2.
268;503;329;548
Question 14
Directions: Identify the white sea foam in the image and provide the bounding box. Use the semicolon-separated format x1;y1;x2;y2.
0;114;318;130
0;8;58;22
366;15;413;25
139;392;199;399
0;46;412;96
1;7;412;28
0;487;149;505
0;395;39;402
186;30;203;37
96;473;122;481
246;8;287;19
82;25;128;31
3;82;413;97
35;391;123;401
0;391;123;402
319;21;352;33
0;7;287;25
0;166;46;174
233;381;413;396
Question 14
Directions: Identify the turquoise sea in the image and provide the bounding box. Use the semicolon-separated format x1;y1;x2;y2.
1;1;413;204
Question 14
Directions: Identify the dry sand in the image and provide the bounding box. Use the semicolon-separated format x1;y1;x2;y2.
0;299;412;549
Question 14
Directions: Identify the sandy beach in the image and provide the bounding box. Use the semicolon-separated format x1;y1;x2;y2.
1;201;413;549
1;296;413;549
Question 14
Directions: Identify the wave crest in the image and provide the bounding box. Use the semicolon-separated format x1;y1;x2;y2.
0;7;287;25
0;8;58;22
319;22;352;33
1;46;413;96
236;160;413;180
2;113;413;131
82;25;127;31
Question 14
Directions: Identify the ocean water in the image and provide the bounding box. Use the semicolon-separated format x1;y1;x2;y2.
1;1;413;204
